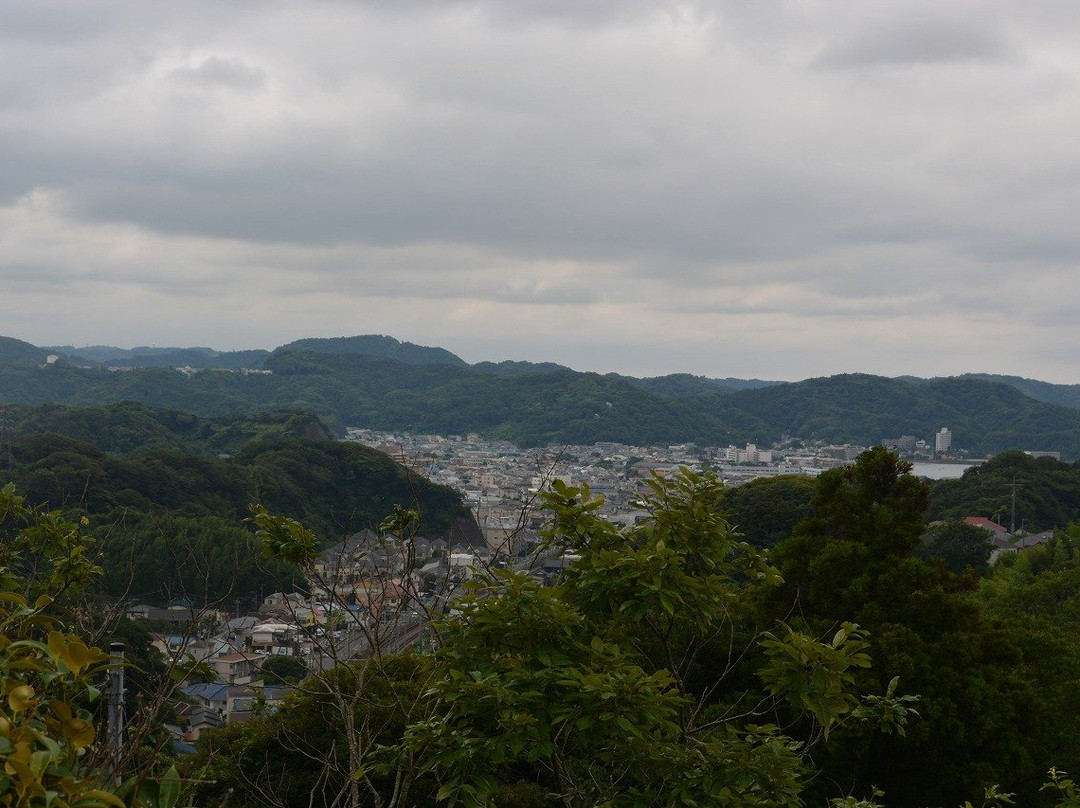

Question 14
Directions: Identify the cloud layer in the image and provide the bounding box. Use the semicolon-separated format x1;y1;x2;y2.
3;0;1080;381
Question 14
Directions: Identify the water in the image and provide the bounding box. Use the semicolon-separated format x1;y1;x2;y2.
910;461;981;480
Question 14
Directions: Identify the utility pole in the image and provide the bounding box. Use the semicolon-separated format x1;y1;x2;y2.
1007;480;1019;535
107;642;125;785
0;406;12;469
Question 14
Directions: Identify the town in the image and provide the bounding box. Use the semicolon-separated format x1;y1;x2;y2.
124;426;1062;758
343;427;1002;552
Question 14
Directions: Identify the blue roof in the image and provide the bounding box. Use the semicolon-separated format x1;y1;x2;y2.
181;682;229;700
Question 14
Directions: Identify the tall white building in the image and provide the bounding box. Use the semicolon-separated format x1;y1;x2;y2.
935;427;952;453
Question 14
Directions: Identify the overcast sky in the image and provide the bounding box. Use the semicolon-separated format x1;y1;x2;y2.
3;1;1080;382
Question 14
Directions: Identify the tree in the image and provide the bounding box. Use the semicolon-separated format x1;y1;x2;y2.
391;470;910;807
185;654;437;808
0;483;187;808
193;470;910;807
767;448;1043;806
977;528;1080;799
917;519;993;574
720;474;816;549
259;654;310;686
0;590;117;808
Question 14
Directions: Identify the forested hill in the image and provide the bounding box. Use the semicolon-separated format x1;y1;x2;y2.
0;401;331;454
613;372;782;397
5;335;1080;456
276;334;468;367
0;425;474;606
955;373;1080;410
0;335;50;365
725;374;1080;456
723;452;1080;541
53;344;270;369
926;451;1080;532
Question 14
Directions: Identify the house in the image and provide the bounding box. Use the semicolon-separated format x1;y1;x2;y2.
962;516;1010;536
992;529;1055;560
314;529;383;583
180;682;295;725
249;620;301;655
1014;530;1055;549
173;704;223;741
211;653;253;684
226;685;295;724
181;682;230;715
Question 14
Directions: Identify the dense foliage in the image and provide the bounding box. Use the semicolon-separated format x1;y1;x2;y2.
0;484;189;808
183;452;1080;807
720;474;817;548
0;401;331;456
926;451;1080;531
915;519;994;574
188;467;933;807
0;429;471;606
186;654;437;808
766;448;1046;806
979;527;1080;789
7;442;1080;807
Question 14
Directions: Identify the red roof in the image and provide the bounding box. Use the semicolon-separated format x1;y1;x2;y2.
963;516;1009;535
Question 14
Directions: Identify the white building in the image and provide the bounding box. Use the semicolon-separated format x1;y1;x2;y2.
935;428;952;453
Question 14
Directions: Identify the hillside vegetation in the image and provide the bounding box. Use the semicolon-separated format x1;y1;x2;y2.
0;422;473;606
723;453;1080;539
2;334;1079;455
0;401;331;454
8;422;1080;806
926;451;1080;532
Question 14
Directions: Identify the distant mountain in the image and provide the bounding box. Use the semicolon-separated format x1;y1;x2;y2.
473;360;573;375
613;373;783;398
48;344;131;363
53;345;269;369
0;336;50;366
0;401;331;455
255;350;747;446
6;334;1080;456
954;373;1080;410
275;335;467;367
45;335;783;393
729;374;1080;456
898;372;1080;412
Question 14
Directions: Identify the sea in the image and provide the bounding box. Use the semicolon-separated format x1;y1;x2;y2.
910;461;982;480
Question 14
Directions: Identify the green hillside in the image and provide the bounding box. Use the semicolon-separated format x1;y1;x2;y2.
0;335;50;365
728;374;1080;456
4;335;1080;456
53;344;270;369
615;372;782;397
957;372;1080;410
276;334;468;366
0;401;330;454
926;451;1080;532
0;420;473;606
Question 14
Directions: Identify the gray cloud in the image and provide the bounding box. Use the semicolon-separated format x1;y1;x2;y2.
817;18;1016;68
168;56;268;90
2;0;1080;382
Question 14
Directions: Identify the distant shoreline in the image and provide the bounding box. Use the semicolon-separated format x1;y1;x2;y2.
911;460;983;480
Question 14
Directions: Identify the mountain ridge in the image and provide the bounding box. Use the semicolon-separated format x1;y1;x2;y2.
6;334;1080;457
